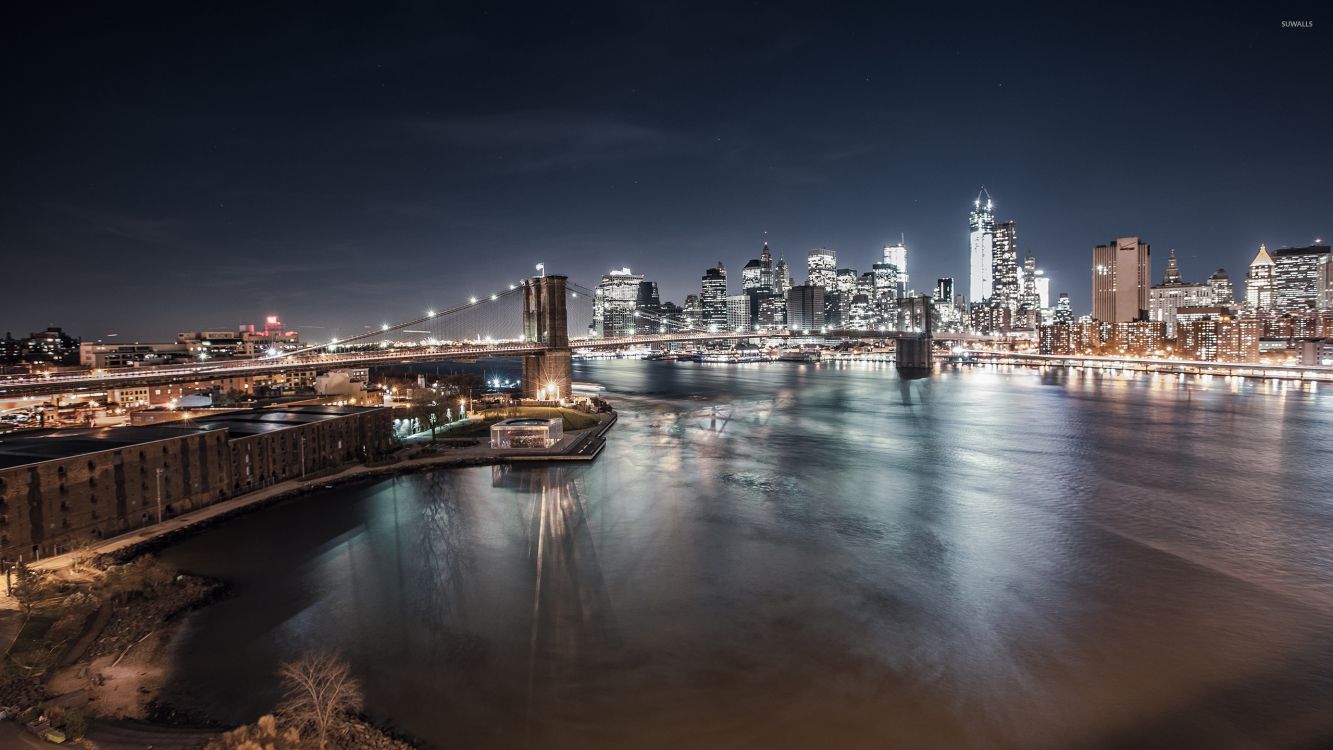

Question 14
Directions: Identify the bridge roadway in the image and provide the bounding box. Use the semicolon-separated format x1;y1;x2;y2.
0;329;999;400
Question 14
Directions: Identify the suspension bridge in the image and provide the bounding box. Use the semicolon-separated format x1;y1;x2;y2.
0;271;998;400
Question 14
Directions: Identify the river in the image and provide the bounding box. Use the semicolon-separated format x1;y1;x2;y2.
156;361;1333;749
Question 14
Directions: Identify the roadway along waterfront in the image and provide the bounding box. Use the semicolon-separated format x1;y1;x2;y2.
154;360;1333;749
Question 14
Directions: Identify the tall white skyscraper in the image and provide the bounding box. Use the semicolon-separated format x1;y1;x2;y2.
969;189;995;306
882;241;907;288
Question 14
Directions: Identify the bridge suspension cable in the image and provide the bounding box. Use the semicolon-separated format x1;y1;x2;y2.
264;284;527;360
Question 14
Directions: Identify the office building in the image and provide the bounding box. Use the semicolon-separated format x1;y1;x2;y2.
726;294;752;331
969;189;995;305
1271;244;1332;311
741;258;766;292
882;242;908;289
1092;236;1151;322
593;267;644;337
1208;268;1234;306
1245;245;1275;309
992;220;1020;311
683;294;701;328
1054;293;1074;325
773;257;793;297
700;263;729;331
635;280;663;333
807;249;837;290
1150;282;1213;338
786;285;825;331
757;295;787;331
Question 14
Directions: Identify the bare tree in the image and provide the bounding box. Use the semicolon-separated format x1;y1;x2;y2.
11;561;48;616
277;651;364;749
68;535;97;571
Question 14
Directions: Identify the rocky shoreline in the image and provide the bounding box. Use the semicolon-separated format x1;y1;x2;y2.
2;553;426;749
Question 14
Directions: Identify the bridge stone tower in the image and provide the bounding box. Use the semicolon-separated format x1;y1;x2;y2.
895;295;934;374
521;274;572;399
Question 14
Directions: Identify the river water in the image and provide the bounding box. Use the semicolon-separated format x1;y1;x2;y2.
157;361;1333;749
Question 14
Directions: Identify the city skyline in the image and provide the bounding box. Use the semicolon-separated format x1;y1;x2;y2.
3;4;1330;339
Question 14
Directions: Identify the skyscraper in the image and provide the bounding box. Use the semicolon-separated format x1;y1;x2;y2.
1245;244;1275;309
1034;271;1051;310
935;277;955;304
741;258;765;292
1019;252;1040;312
882;241;907;288
635;280;662;332
1207;268;1234;306
786;285;825;332
1148;250;1209;337
969;189;995;305
593;268;644;337
831;268;859;328
1092;237;1151;322
759;241;774;290
871;262;900;325
1271;244;1332;311
1054;293;1073;324
700;263;728;331
991;220;1020;311
726;294;752;331
807;248;837;289
773;257;793;297
683;294;701;327
1162;249;1183;285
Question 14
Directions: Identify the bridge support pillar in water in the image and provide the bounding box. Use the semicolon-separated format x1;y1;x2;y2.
895;295;934;375
521;274;572;399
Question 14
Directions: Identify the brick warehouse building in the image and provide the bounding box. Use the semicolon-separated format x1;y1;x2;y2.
0;405;393;561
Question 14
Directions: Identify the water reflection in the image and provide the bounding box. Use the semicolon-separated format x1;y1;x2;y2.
156;361;1333;749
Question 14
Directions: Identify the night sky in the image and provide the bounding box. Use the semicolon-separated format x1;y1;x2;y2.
2;2;1330;340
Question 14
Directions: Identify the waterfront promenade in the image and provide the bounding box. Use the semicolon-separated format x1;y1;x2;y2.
965;350;1333;381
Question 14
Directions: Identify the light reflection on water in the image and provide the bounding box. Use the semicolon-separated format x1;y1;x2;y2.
159;361;1333;749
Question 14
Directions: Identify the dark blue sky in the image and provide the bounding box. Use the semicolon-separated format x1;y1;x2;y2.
2;2;1329;339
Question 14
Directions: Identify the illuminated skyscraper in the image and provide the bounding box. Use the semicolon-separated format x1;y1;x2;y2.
1208;268;1234;306
1054;292;1073;324
807;248;837;289
700;263;728;331
741;259;764;292
1019;253;1040;312
992;220;1020;311
969;189;995;305
726;294;751;331
593;268;644;337
1271;244;1332;311
1092;237;1151;322
759;241;774;290
773;257;793;296
1162;249;1183;285
882;241;907;288
1245;244;1274;309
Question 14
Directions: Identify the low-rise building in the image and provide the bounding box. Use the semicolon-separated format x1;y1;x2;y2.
0;405;392;560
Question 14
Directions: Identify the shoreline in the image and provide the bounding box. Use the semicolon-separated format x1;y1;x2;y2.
11;410;616;576
0;409;618;748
